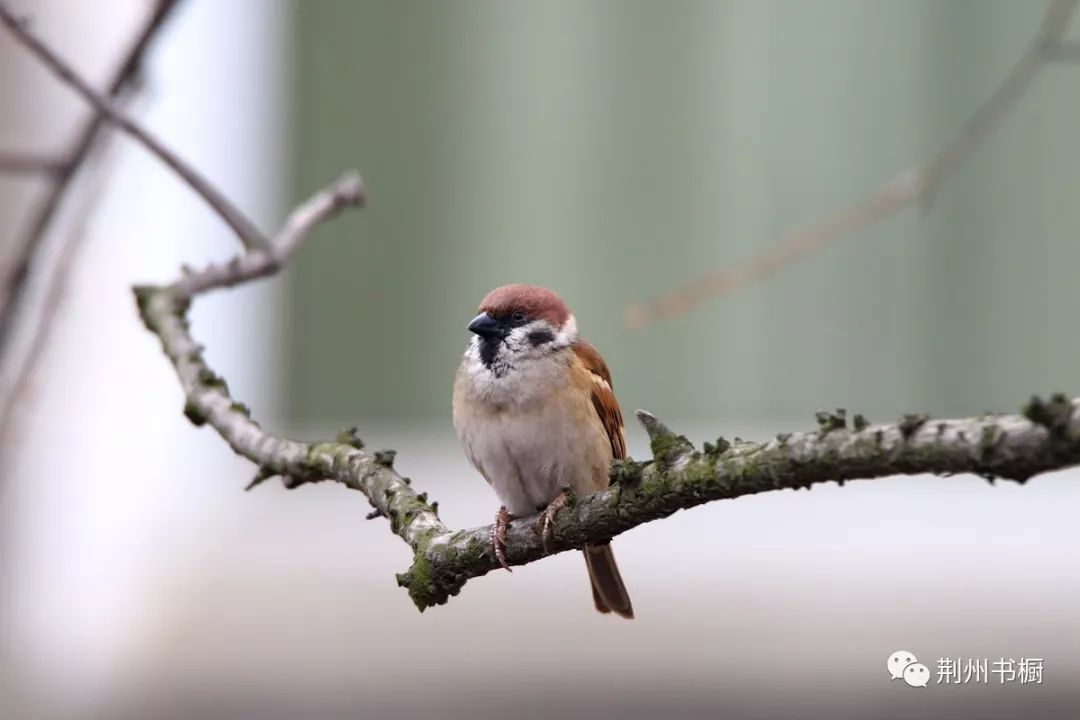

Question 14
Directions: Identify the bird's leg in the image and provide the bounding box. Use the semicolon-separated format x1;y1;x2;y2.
491;505;514;572
537;487;573;553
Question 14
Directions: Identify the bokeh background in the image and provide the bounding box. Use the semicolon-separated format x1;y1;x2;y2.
2;1;1079;718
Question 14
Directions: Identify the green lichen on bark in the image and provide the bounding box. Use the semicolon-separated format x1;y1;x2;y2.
195;367;227;392
182;399;206;427
702;436;731;457
815;408;847;435
374;449;397;466
648;431;692;466
1023;393;1073;435
898;413;930;439
977;424;1006;465
609;458;644;485
395;530;447;610
336;426;365;449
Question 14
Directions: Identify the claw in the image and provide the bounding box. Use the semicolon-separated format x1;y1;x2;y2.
491;506;513;572
537;491;570;553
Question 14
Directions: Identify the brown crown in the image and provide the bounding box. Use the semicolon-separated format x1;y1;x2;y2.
478;284;570;328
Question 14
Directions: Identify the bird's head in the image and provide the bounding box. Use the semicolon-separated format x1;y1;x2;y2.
465;284;578;372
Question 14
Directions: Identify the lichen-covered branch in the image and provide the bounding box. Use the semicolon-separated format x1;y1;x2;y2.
135;174;1080;610
408;400;1080;609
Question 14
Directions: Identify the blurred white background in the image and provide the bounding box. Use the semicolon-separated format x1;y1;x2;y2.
1;0;286;715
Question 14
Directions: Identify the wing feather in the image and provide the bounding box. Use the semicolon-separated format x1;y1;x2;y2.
571;340;626;460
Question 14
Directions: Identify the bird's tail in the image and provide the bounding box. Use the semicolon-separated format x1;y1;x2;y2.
584;542;634;619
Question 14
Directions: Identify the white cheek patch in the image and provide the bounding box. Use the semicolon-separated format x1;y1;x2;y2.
555;314;577;346
505;326;530;350
505;316;577;353
506;321;561;358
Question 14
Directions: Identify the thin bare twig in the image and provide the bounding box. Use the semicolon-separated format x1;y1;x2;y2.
627;0;1078;328
0;150;66;176
0;151;116;450
0;0;186;385
174;172;366;298
0;1;266;253
1047;40;1080;64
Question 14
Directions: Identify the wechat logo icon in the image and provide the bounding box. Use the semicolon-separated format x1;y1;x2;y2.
888;650;929;688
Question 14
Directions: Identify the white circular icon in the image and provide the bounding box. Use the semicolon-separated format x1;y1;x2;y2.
887;650;918;680
904;662;930;688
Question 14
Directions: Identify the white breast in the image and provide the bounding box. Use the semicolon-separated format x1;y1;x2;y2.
453;344;611;516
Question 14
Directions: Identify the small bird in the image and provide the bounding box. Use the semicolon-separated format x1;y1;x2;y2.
452;284;634;618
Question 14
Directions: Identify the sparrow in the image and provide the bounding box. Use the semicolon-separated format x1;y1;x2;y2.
452;284;634;619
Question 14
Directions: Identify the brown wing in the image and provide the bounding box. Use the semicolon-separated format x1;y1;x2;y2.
571;340;627;460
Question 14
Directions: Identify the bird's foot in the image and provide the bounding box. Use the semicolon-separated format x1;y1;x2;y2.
491;506;514;572
537;490;571;553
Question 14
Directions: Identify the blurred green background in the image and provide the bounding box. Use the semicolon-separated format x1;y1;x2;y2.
289;0;1080;426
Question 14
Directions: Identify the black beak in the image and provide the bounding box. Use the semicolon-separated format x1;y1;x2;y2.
468;311;503;339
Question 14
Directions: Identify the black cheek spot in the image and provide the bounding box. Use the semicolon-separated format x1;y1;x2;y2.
527;329;555;347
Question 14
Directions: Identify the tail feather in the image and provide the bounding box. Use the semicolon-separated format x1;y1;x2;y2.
584;543;634;619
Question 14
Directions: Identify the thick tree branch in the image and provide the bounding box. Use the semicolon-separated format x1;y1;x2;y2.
136;174;1080;610
627;0;1078;327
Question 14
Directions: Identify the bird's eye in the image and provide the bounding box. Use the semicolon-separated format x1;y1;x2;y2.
511;310;526;323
